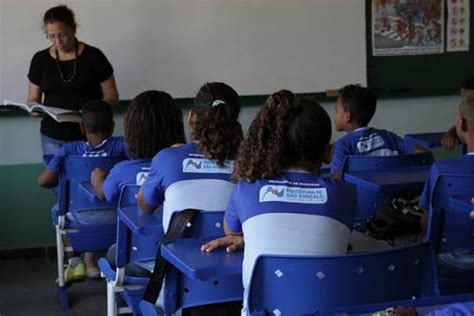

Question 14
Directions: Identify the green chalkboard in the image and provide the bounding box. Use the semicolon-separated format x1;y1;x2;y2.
366;0;474;97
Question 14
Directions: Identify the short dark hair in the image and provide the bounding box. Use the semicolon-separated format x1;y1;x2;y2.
461;76;474;90
124;90;186;159
81;100;113;134
233;90;331;182
191;82;243;166
338;84;377;127
43;5;77;31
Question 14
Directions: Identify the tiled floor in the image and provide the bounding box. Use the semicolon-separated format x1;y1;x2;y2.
0;256;107;316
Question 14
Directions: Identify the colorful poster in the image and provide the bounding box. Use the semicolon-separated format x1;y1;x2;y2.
447;0;470;52
372;0;444;56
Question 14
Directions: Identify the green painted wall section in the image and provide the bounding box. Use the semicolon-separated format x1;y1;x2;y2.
0;163;56;250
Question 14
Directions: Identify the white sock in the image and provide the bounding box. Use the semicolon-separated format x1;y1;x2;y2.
68;257;82;267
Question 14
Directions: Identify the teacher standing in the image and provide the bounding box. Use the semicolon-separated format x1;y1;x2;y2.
27;5;119;156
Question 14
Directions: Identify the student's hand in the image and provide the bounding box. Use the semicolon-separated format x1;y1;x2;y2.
394;307;418;316
201;235;244;253
90;167;108;186
441;128;458;150
470;197;474;220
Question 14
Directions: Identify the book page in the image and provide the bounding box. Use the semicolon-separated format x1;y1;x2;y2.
2;99;32;112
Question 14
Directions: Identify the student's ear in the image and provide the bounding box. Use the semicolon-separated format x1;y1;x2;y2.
323;144;334;164
79;122;86;136
460;117;469;133
344;110;352;124
187;110;197;127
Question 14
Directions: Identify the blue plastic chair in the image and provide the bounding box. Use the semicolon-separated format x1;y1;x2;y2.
247;242;438;315
140;211;243;316
53;155;123;310
99;185;164;316
426;174;474;294
341;153;434;221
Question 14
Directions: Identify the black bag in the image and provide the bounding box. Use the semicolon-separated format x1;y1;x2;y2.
367;197;423;241
143;208;201;304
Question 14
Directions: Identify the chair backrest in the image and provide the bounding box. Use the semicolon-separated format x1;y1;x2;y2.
119;184;141;209
58;155;124;215
247;242;438;315
428;174;474;253
341;152;434;174
341;153;434;220
182;210;225;239
163;179;235;231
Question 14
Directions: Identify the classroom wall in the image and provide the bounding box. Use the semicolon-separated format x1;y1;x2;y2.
0;95;460;250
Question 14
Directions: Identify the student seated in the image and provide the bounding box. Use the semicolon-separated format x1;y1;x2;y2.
441;76;474;151
91;90;185;277
202;90;356;314
37;100;127;281
137;82;243;231
331;84;426;179
91;90;185;203
419;92;474;268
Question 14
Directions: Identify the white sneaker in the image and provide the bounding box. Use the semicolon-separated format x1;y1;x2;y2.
86;266;101;279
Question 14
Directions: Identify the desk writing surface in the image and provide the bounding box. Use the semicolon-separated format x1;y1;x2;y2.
118;205;163;236
404;132;444;148
161;237;243;281
344;166;430;193
449;195;473;212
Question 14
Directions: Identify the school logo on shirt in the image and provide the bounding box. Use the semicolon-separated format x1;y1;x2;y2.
182;158;233;174
259;185;328;204
136;168;150;186
357;134;385;153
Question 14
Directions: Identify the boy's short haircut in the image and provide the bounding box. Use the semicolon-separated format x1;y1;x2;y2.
460;91;474;131
81;100;114;134
339;84;377;127
461;76;474;90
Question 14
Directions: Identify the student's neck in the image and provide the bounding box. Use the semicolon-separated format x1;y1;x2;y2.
345;124;364;133
86;134;110;147
465;134;474;153
285;161;321;174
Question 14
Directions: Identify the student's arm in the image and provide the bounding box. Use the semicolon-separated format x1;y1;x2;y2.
330;140;347;180
101;75;119;106
414;145;428;153
137;190;156;213
201;219;244;253
37;170;59;188
90;168;108;201
441;126;459;151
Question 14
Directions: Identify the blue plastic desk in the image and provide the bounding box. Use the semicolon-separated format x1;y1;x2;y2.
344;166;431;193
118;205;163;236
449;195;473;211
404;132;445;148
161;238;243;281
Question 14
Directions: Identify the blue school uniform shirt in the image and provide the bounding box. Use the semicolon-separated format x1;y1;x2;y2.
141;142;235;231
225;171;356;312
46;136;127;173
427;302;474;316
330;127;417;174
103;159;151;203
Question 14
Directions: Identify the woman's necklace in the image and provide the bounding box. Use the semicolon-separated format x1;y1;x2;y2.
55;39;78;83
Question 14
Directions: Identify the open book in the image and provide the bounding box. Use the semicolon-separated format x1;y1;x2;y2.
2;100;82;123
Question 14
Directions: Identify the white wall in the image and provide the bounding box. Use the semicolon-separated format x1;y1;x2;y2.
0;95;460;165
1;0;366;101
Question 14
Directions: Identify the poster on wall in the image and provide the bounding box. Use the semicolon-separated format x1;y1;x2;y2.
372;0;444;56
447;0;470;52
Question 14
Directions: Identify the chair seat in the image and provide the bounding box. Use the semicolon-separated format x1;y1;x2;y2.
98;258;150;285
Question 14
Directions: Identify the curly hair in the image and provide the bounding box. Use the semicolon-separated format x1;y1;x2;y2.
233;90;332;182
191;82;243;166
124;90;186;159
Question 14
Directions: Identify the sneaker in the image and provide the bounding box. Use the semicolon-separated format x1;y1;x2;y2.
86;266;100;279
56;262;86;284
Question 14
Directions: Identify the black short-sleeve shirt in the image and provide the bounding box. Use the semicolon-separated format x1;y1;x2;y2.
28;44;114;141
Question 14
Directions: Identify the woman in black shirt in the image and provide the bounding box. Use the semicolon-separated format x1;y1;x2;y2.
27;5;119;156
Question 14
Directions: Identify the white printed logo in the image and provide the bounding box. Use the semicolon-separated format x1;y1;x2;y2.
357;134;385;153
259;185;328;204
182;158;233;174
136;171;149;185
